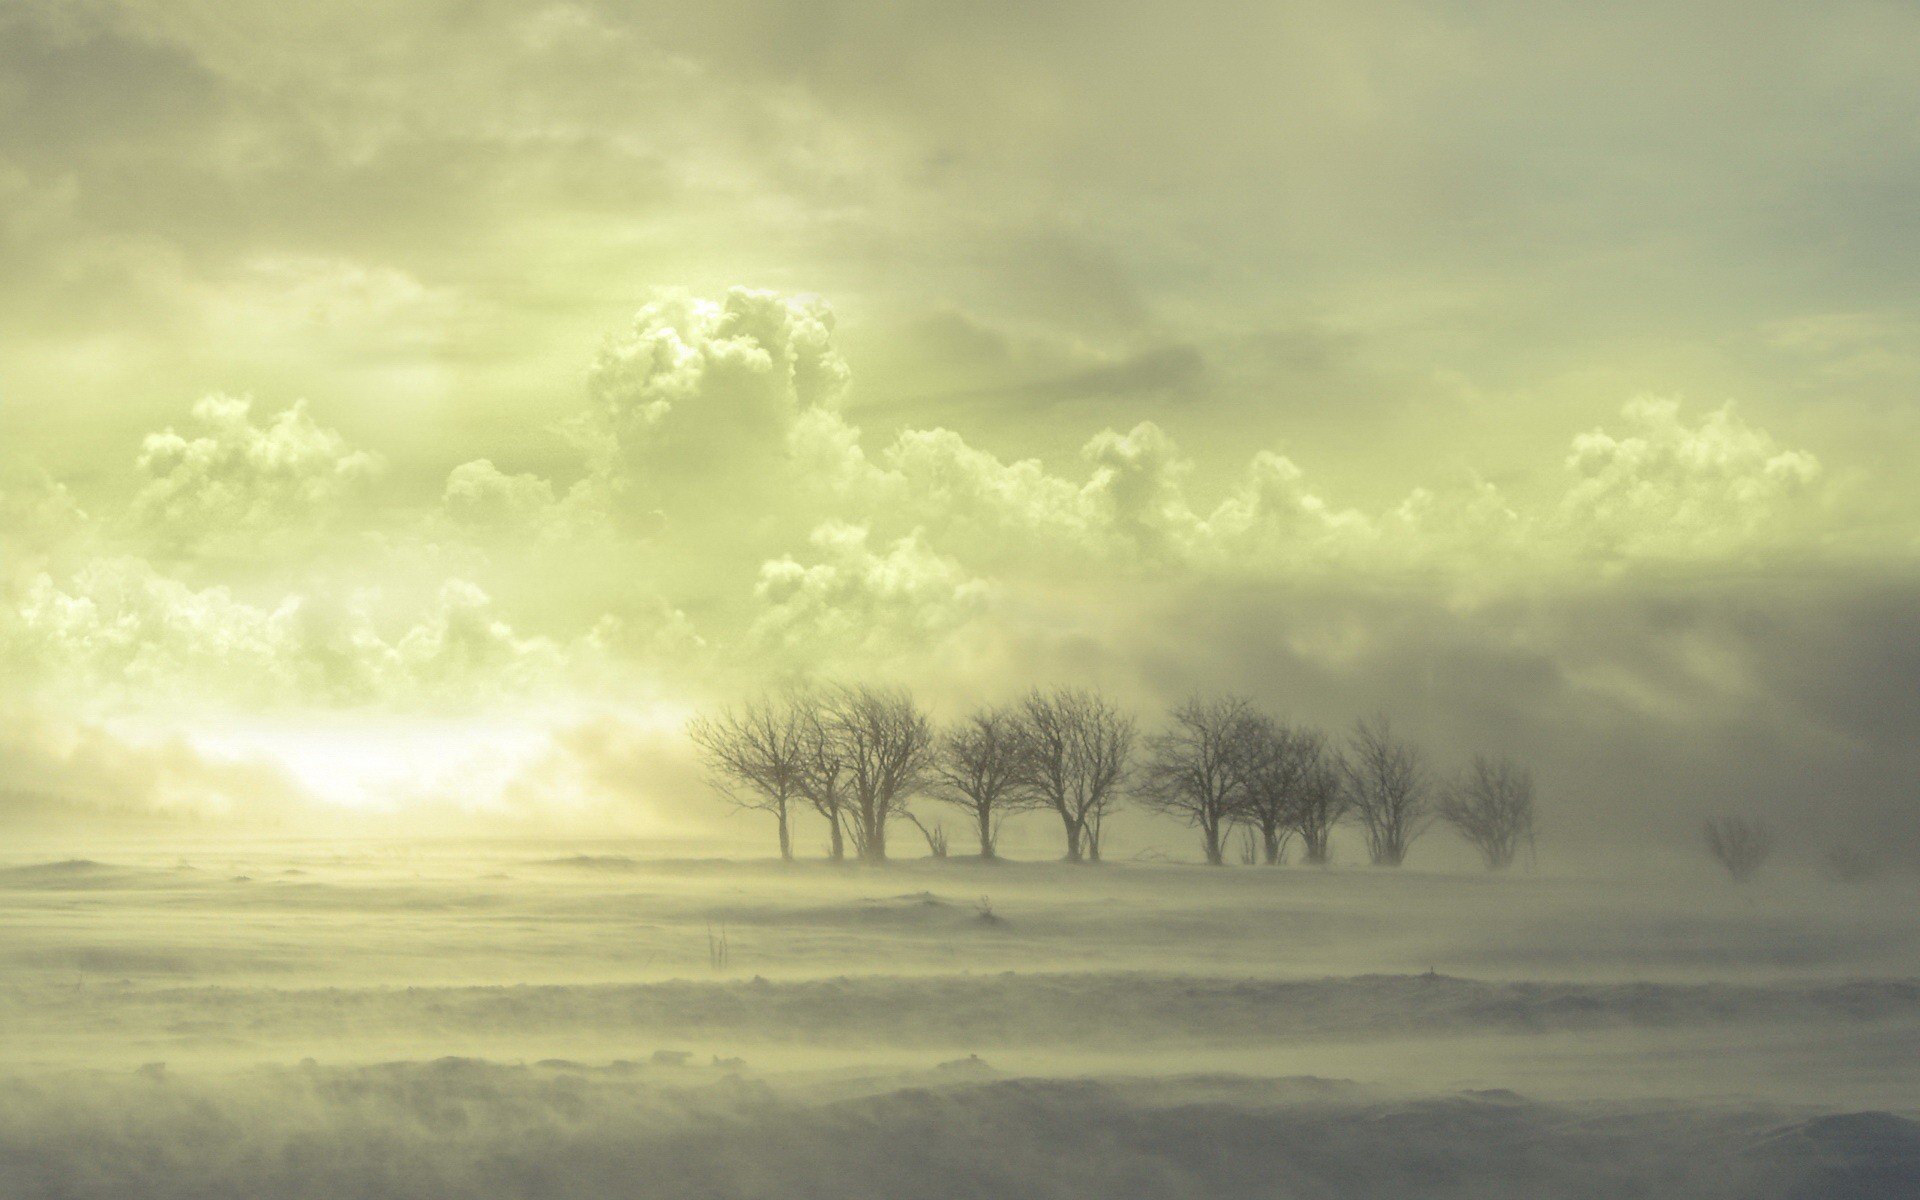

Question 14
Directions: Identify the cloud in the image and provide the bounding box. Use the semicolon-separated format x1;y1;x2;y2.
571;288;849;512
1559;397;1824;562
441;459;563;533
415;292;1848;682
2;560;567;709
751;522;993;666
0;473;90;579
1202;449;1374;568
128;394;381;559
2;287;1855;732
0;708;309;822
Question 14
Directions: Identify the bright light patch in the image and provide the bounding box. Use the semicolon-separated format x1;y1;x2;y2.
182;715;556;812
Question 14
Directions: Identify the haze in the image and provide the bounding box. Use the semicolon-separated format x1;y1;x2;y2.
2;2;1918;1197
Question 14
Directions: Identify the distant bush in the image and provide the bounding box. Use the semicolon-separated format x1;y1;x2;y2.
1703;814;1774;883
1823;845;1884;884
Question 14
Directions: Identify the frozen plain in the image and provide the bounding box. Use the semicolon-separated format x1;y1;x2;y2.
2;841;1917;1199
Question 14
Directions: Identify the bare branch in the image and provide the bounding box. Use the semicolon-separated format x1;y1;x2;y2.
1703;813;1773;883
1438;754;1537;870
1343;715;1431;867
1138;695;1263;865
1015;687;1135;863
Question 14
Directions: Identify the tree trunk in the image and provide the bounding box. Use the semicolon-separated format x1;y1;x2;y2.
863;807;888;863
827;814;845;861
1201;820;1224;866
776;805;793;862
977;807;996;860
1261;822;1282;866
1061;814;1084;862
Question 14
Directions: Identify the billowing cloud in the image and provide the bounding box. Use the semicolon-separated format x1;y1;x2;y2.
128;395;381;559
1559;397;1825;563
569;288;849;525
0;281;1902;852
441;459;565;534
2;560;565;709
751;522;992;667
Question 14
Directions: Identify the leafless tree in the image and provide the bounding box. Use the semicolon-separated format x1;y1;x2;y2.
794;698;851;861
1438;754;1537;870
1241;720;1330;866
929;706;1035;859
688;696;810;860
1344;715;1432;867
1703;814;1774;883
1139;696;1263;865
1291;737;1349;865
1016;687;1135;862
821;684;937;863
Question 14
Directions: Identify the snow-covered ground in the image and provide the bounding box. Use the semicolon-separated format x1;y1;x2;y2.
3;844;1917;1197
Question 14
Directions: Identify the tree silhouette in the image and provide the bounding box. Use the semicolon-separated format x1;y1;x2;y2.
929;705;1036;859
1439;754;1537;870
688;696;810;860
1344;715;1431;867
1140;695;1262;865
1016;688;1134;862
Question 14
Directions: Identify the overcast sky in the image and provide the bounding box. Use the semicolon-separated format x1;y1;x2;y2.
3;0;1917;857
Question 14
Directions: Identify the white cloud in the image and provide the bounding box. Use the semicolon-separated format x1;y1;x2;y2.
128;394;381;558
1559;396;1824;562
570;288;848;514
750;521;993;665
2;559;568;709
442;459;561;530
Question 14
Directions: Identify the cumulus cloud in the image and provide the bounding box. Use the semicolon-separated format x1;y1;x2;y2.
1202;449;1375;569
0;287;1853;720
1559;397;1825;562
441;459;563;532
751;522;993;666
397;291;1851;676
0;285;1870;834
1;560;567;709
128;394;381;558
569;288;848;522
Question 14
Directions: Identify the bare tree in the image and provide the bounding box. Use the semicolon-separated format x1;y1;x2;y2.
1292;736;1349;865
1241;720;1329;866
1438;754;1537;870
821;684;937;863
1703;814;1774;883
688;697;809;860
794;698;851;861
1139;696;1262;865
1344;715;1431;867
929;706;1035;859
1016;687;1135;862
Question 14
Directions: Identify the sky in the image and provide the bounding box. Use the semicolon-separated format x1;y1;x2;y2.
2;0;1917;857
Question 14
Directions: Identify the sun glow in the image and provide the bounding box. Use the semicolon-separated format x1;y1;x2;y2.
182;715;559;813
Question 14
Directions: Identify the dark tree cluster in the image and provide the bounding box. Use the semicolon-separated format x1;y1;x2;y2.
692;689;1536;869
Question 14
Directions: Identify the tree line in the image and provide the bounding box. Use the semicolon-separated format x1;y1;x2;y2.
690;686;1536;869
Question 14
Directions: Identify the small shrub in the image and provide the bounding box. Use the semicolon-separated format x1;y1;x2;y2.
1824;845;1883;884
1703;814;1774;883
